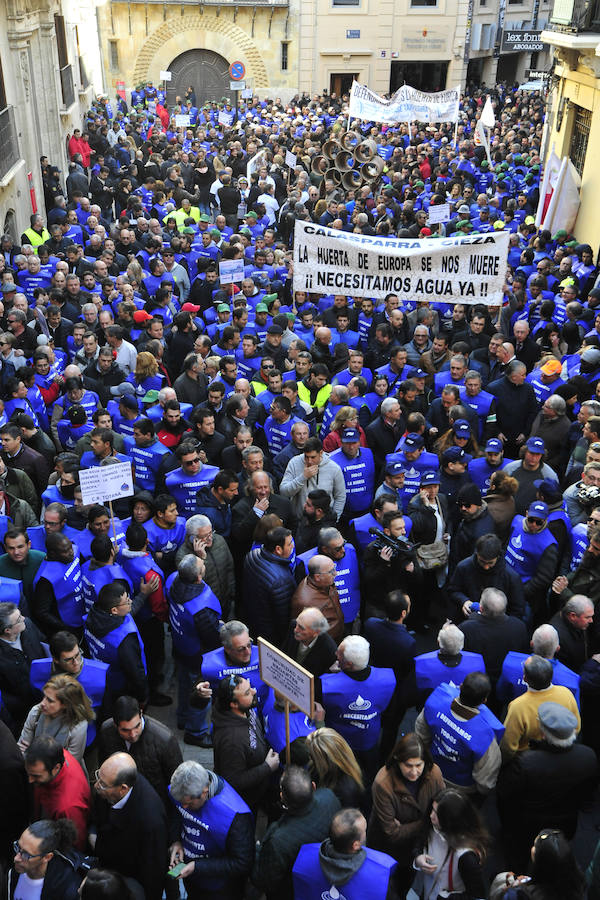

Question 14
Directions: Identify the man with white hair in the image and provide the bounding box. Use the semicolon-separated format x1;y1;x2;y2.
168;759;254;898
496;623;580;707
282;606;337;678
459;588;529;689
528;393;571;474
321;635;395;776
414;622;485;696
291;554;344;644
549;594;595;673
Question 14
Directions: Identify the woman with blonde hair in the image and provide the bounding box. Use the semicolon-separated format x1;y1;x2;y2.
306;727;365;809
126;349;166;397
18;673;95;765
322;405;367;453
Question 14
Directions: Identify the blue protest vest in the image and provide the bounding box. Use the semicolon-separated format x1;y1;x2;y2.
434;371;465;396
167;577;222;661
129;441;171;491
32;559;84;629
525;372;563;405
60;390;99;421
293;843;396;900
30;656;108;707
330;448;375;516
41;484;76;508
570;523;588;570
81;563;133;613
73;523;126;560
0;514;10;545
28;524;80;553
458;389;494;440
505;517;557;582
166;464;219;516
423;683;504;786
467;457;508;492
84;615;147;694
120;554;164;623
298;544;361;623
169;781;251;892
547;505;572;538
321;667;395;750
262;415;300;456
352;513;380;554
144;517;187;556
263;689;315;752
0;575;22;604
414;650;486;693
496;651;580;708
201;645;267;705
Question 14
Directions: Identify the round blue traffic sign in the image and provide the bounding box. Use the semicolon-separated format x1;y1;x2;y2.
229;61;246;81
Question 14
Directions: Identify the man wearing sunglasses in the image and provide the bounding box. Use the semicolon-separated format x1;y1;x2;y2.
505;501;559;626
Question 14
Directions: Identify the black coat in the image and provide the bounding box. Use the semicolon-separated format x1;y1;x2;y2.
487;376;538;442
0;619;45;734
0;719;29;860
459;613;528;684
282;626;337;678
365;416;404;474
448;554;525;619
550;610;591;673
95;773;168;900
231;494;298;556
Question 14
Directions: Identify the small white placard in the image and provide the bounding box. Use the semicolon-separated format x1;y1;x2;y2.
175;115;191;128
79;461;134;506
428;202;451;224
219;258;245;285
285;150;297;168
160;71;172;81
259;638;314;717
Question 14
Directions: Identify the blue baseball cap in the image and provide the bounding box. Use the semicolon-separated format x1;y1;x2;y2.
485;438;503;452
528;500;549;519
421;470;441;485
526;436;545;453
442;446;472;464
404;433;424;450
533;478;562;503
452;419;471;439
385;460;406;476
411;368;427;378
341;428;360;442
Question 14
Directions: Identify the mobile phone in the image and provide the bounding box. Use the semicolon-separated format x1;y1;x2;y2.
168;862;186;878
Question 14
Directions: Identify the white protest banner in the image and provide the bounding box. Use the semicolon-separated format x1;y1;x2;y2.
258;638;314;717
247;148;269;181
349;80;460;124
175;115;191;128
293;220;510;305
160;71;172;81
285;149;297;168
218;110;234;127
427;203;450;225
219;258;245;285
79;461;134;506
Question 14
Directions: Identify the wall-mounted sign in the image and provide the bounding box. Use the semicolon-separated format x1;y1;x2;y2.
501;29;545;52
346;29;360;38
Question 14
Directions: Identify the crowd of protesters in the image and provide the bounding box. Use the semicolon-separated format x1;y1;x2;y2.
0;76;600;900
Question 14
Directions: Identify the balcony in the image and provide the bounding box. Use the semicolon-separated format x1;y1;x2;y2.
0;107;20;182
550;0;600;32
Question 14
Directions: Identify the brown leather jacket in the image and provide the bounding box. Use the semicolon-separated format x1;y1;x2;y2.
290;576;344;644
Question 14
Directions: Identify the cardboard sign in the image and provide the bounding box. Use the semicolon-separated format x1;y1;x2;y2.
259;638;314;717
175;115;191;128
285;150;297;168
79;461;134;506
160;71;172;81
428;203;451;224
219;258;245;285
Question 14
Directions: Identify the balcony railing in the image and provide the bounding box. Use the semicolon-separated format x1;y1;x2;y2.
550;0;600;32
60;64;75;109
0;107;20;181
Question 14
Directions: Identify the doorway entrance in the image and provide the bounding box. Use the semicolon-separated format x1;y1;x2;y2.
330;73;358;98
166;49;233;108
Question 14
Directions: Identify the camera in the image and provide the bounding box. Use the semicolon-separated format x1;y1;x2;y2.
368;527;418;561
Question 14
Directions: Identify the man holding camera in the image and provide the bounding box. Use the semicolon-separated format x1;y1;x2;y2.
363;510;423;619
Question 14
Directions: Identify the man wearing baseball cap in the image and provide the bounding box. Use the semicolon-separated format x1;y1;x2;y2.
330;428;375;519
503;435;559;515
439;446;472;530
388;433;438;506
526;358;565;405
505;501;558;625
467;437;511;492
375;460;409;512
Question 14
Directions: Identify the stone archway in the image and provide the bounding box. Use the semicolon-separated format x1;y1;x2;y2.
166;49;231;107
132;14;269;93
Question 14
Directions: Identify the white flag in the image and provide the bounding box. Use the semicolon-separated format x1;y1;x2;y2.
480;97;496;129
474;119;492;166
535;145;561;228
541;157;581;234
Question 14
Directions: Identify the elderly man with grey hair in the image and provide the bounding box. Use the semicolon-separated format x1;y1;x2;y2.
550;594;595;673
193;619;268;708
488;359;539;459
168;553;222;748
496;623;581;708
459;588;529;691
282;606;337;680
528;392;571;474
414;622;485;696
290;553;344;645
168;759;254;898
365;396;405;476
231;469;298;556
175;514;235;617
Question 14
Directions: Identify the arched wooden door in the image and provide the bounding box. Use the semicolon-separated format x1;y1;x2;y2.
166;49;233;108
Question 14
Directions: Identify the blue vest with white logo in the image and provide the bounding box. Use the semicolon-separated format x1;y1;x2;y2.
73;522;126;560
263;415;300;457
167;576;222;662
467;457;508;492
144;516;187;556
299;544;361;622
423;683;504;786
293;843;396;900
330;448;375;516
505;517;557;582
169;781;251;892
496;651;580;708
414;650;486;693
28;524;80;553
0;575;22;604
458;388;494;440
81;563;133;613
570;523;588;570
32;559;84;629
120;554;164;623
525;372;563;405
166;464;219;516
129;440;171;491
201;645;267;705
263;688;316;753
321;667;395;750
30;656;108;745
84;614;147;694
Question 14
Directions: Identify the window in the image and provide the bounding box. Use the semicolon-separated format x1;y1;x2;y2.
281;42;289;70
570;105;591;176
0;56;6;112
410;0;437;6
109;40;119;72
0;55;20;180
332;0;360;6
54;15;68;69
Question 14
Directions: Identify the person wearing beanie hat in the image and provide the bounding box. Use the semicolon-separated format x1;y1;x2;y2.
450;483;497;571
497;704;596;871
505;501;559;625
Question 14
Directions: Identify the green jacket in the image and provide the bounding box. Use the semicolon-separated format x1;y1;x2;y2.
0;549;45;601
